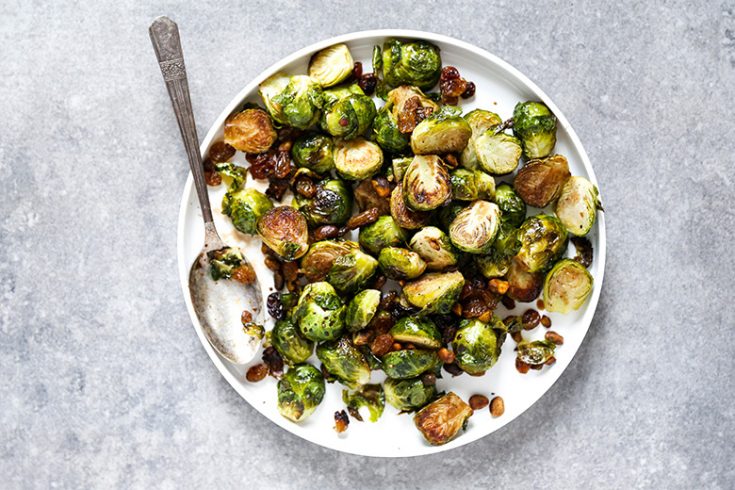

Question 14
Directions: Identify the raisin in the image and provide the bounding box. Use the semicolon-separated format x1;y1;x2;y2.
266;180;289;201
438;347;455;364
522;309;541;330
443;362;463;377
571;236;594;268
273;269;284;291
370;333;394;357
358;73;378;95
501;296;516;309
312;225;340;241
421;372;437;386
352;61;363;80
295;178;317;198
345;207;379;230
540;315;552;328
208;140;236;163
262;346;284;377
334;410;349;433
469;394;489;410
461;81;476;99
267;292;285;320
489;396;504;417
246;364;269;382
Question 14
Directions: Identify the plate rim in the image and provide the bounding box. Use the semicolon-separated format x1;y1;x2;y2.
176;28;607;457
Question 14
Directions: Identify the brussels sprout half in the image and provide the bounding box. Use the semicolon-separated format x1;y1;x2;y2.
293;178;353;226
460;109;503;169
495;183;527;228
409;226;459;271
386;85;440;122
308;43;354;87
327;248;378;294
222;187;273;235
402;271;465;315
358;215;408;254
373;106;411;153
390;183;431;230
391;156;413;182
474;223;520;279
300;240;359;282
516;214;568;273
517;340;556;366
322;94;377;140
291;133;335;174
256;206;309;261
554;176;602;236
381;349;440;379
513;101;557;159
410;111;472;155
260;74;323;129
384;377;437;412
389;317;442;349
345;289;381;332
403;155;453;211
271;318;314;365
277;363;325;423
543;259;594;313
334;138;384;180
473;132;522;175
342;384;385;422
448;200;501;254
452;317;503;375
506;256;544;303
514;154;571;208
378;247;427;280
317;337;371;389
414;392;473;446
382;39;442;90
223;108;277;154
450;168;495;202
293;282;345;341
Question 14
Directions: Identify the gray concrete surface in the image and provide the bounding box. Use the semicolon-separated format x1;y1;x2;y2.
1;0;734;488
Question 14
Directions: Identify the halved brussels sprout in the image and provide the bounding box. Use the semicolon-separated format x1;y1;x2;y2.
390;183;431;230
402;271;465;315
450;168;495;201
321;94;377;140
345;289;381;332
543;259;593;313
293;282;345;341
277;363;325;423
506;257;543;302
409;226;459;271
291;133;335;174
514;154;571;208
473;132;522;175
448;200;501;254
358;215;408;254
410;111;472;155
308;43;354;87
460;109;503;169
413;392;473;446
256;206;309;261
452;317;503;375
403;155;453;211
300;240;359;282
382;39;442;90
475;254;511;279
495;183;527;228
516;214;568;272
327;248;378;294
513;101;557;159
390;317;441;349
342;384;385;422
374;106;410;153
223;108;277;154
222;187;273;235
391;156;413;182
293;178;353;226
378;247;427;280
554;176;602;236
517;340;556;366
258;72;290;123
333;138;384;180
271;318;314;364
474;223;521;278
259;74;323;129
384;377;437;412
386;85;439;121
317;337;371;389
381;349;440;379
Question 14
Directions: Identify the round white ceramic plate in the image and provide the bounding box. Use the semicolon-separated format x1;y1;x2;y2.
177;29;606;457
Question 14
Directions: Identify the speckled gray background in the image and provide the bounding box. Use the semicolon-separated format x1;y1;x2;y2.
2;0;734;488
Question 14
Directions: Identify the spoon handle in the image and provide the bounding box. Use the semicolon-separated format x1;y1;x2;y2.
149;16;215;228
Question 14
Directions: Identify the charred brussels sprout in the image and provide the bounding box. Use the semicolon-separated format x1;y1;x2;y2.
460;109;503;169
403;155;453;211
300;240;359;282
402;271;465;315
333;138;384;180
448;200;501;254
321;94;377;139
513;101;557;159
342;384;385;422
327;249;378;294
506;257;544;302
390;183;431;230
514;154;571;208
378;247;427;280
381;349;440;379
222;187;273;235
293;282;345;341
373;106;410;153
473;132;522;175
384;377;437;411
410;109;472;155
543;259;594;313
409;226;459;271
554;176;602;236
452;317;503;375
291;133;335;174
389;317;442;349
516;215;568;273
382;39;442;90
517;340;556;366
450;168;495;201
293;178;352;226
345;289;381;332
316;337;371;389
414;392;473;446
223;108;277;154
308;43;354;87
256;206;309;261
271;318;314;364
259;74;323;129
277;363;325;423
495;183;527;227
358;215;408;254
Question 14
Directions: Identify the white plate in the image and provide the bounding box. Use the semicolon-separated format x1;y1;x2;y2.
177;29;606;457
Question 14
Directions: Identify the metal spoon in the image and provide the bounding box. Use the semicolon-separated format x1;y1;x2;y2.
150;16;263;365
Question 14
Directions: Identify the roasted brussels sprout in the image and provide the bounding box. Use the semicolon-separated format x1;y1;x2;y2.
373;106;410;153
381;349;440;379
514;154;571;208
506;256;543;302
402;155;452;211
382;39;442;90
391;156;412;182
410;109;472;155
389;317;442;349
271;318;314;364
342;384;385;422
402;271;465;315
291;133;335;173
256;206;309;261
300;240;359;282
474;223;520;278
221;187;273;235
438;202;465;230
308;43;354;87
495;183;527;227
321;94;377;140
293;178;352;226
259;74;323;129
409;226;459;271
450;168;495;201
390;183;431;230
224;108;277;154
277;363;325;422
384;378;436;412
293;282;345;341
214;162;248;188
554;176;602;236
543;259;594;313
473;132;522;175
460;109;503;169
448;200;501;254
452;317;503;375
317;337;371;389
357;218;405;257
516;215;568;272
208;246;245;281
333;138;384;180
327;248;378;294
345;289;381;332
378;247;427;280
321;82;364;106
513;101;557;159
414;392;473;446
517;340;556;366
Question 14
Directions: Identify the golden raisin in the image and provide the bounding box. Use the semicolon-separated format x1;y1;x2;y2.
438;348;456;364
545;331;564;345
246;364;268;382
469;394;489;410
541;315;552;328
490;396;505;417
